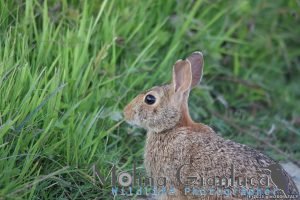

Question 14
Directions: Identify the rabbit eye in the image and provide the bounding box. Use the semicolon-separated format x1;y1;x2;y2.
144;94;156;105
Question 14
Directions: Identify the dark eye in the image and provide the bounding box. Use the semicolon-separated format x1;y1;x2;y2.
144;94;156;105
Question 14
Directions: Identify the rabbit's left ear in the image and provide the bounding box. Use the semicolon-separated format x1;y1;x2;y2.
187;52;204;88
172;60;192;94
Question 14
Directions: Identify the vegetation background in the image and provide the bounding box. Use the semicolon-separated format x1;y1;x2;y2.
0;0;299;199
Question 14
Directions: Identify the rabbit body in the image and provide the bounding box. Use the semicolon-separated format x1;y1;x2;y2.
145;126;298;199
124;52;299;200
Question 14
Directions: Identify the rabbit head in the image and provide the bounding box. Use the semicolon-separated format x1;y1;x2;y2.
124;52;204;133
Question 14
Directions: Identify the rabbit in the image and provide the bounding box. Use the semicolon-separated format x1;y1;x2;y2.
124;52;299;200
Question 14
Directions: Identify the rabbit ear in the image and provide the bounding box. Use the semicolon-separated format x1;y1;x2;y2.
186;51;204;88
172;60;192;94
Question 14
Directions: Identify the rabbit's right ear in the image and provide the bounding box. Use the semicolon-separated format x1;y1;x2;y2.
172;60;192;94
187;52;204;88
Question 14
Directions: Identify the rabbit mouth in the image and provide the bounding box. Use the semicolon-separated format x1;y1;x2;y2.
125;118;141;127
126;120;136;126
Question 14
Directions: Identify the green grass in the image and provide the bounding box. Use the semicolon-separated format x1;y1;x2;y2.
0;0;299;199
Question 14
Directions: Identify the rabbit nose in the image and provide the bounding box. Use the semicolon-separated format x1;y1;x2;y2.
123;103;134;121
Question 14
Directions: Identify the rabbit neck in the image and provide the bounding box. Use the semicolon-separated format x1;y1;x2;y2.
177;98;213;133
177;101;194;128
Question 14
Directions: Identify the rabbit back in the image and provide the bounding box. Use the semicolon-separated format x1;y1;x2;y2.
145;127;299;199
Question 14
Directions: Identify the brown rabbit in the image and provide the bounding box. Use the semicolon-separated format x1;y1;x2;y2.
124;52;299;200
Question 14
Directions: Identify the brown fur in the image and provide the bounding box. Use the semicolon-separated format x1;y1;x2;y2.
124;52;299;200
